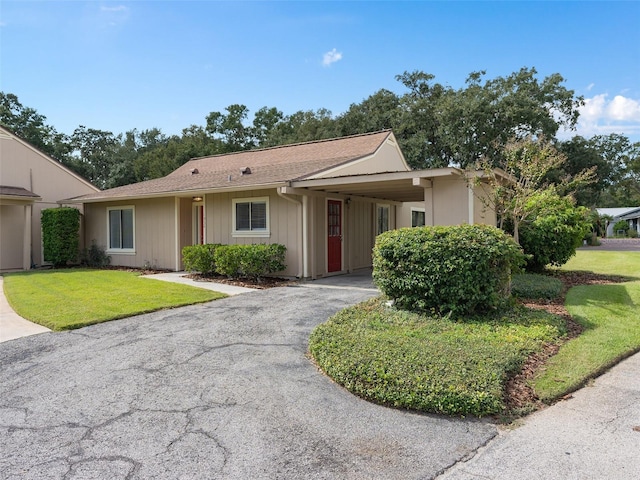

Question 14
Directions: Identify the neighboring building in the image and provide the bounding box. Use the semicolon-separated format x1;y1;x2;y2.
67;131;496;278
597;207;640;237
0;126;99;271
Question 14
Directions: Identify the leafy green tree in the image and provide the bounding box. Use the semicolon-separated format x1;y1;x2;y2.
591;135;640;207
336;89;402;136
69;126;121;189
252;106;284;146
518;189;590;271
262;108;338;146
556;136;611;207
206;104;254;151
0;92;73;162
475;136;594;244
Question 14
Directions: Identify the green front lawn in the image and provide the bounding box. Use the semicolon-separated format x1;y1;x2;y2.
3;269;225;330
533;251;640;401
310;301;565;417
310;250;640;417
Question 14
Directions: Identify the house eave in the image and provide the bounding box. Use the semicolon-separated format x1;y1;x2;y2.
64;182;288;204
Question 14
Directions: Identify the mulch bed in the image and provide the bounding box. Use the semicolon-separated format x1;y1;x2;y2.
183;273;294;289
503;270;632;415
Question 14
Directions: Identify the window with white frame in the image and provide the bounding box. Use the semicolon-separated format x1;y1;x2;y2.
376;204;390;235
411;208;426;227
232;197;269;237
107;206;135;252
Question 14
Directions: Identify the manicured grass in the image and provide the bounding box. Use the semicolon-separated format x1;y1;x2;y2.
310;299;565;417
561;250;640;278
534;251;640;402
511;273;563;299
3;269;225;331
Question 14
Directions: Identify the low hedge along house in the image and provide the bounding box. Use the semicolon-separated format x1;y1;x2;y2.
67;131;497;279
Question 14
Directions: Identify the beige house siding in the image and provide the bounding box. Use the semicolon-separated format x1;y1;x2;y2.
472;184;497;226
346;200;376;271
307;138;409;179
0;128;98;270
398;177;497;229
84;198;177;270
205;189;302;277
0;205;25;270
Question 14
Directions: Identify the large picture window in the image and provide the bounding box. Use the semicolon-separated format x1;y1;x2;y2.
107;206;135;252
232;197;269;237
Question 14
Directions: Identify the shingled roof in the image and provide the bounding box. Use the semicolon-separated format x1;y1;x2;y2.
69;131;394;202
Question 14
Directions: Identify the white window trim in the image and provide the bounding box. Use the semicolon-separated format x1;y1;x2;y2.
232;196;270;238
376;203;390;235
106;205;136;254
411;207;426;228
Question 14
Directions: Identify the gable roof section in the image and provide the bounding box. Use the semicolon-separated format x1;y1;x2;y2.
67;131;396;202
0;125;99;193
597;207;640;219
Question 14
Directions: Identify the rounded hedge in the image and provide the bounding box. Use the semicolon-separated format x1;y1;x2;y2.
372;224;524;316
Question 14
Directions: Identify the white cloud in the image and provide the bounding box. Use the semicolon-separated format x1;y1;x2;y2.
560;92;640;140
580;93;607;122
100;6;129;13
586;83;595;91
322;48;343;67
607;95;640;121
99;4;130;27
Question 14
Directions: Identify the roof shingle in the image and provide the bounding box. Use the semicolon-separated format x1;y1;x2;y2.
69;131;392;202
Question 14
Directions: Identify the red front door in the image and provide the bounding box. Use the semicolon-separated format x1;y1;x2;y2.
327;200;342;272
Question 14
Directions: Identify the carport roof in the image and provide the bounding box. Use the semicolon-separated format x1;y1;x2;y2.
287;168;464;203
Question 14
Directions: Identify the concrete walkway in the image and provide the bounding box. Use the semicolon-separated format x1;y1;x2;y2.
141;271;256;296
438;352;640;479
0;277;51;343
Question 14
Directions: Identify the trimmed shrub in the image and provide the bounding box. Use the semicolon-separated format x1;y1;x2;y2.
182;244;221;275
214;244;287;280
80;241;111;268
41;207;80;268
518;192;590;272
372;224;524;317
214;245;243;278
613;220;630;237
511;273;563;300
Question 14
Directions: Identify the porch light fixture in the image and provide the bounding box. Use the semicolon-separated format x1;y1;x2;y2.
192;196;203;202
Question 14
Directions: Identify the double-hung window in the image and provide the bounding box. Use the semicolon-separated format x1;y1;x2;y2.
107;206;135;252
232;197;270;237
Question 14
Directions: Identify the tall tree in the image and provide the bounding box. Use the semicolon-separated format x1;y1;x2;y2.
336;89;402;136
206;104;254;151
0;92;72;162
69;126;121;189
473;136;594;244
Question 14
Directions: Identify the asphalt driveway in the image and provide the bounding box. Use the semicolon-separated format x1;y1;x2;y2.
0;273;496;479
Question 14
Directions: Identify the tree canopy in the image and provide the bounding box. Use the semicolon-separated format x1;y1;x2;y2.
1;67;638;207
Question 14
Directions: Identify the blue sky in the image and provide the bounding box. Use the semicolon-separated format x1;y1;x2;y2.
2;1;639;142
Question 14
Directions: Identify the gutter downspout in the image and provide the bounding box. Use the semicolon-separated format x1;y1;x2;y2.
277;187;305;279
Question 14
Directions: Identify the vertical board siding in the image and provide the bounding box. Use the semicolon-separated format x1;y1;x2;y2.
84;198;176;270
205;189;300;277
